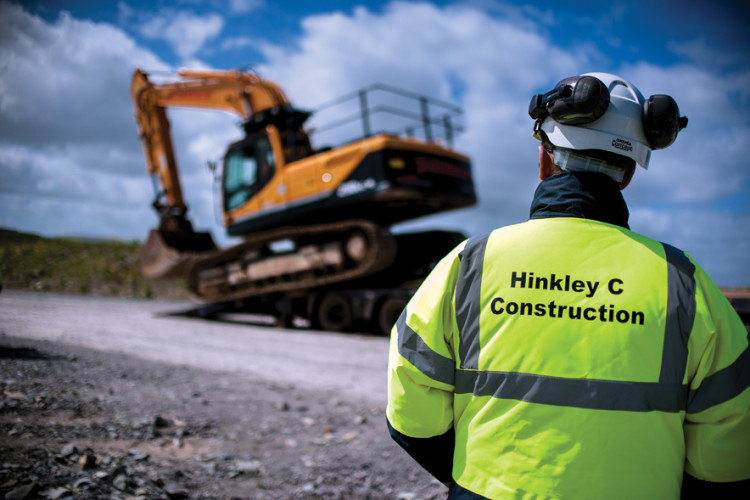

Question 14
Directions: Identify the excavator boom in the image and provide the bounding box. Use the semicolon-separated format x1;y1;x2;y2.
131;68;305;277
131;68;293;211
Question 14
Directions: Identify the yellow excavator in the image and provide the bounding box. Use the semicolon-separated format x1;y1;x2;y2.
130;68;476;333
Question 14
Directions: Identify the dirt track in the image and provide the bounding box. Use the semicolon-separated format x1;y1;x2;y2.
0;290;446;499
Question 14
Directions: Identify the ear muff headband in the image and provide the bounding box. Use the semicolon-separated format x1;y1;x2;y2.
529;75;688;150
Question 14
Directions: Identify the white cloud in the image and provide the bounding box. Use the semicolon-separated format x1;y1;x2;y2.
631;207;750;287
220;35;260;51
139;10;224;61
0;4;165;149
259;3;584;105
617;62;750;208
0;2;175;240
0;1;747;287
228;0;264;15
668;39;740;70
117;1;134;26
0;141;155;240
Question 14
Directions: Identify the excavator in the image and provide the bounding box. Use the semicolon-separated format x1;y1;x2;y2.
130;68;476;333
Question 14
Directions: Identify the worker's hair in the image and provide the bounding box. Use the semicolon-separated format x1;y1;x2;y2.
541;135;555;154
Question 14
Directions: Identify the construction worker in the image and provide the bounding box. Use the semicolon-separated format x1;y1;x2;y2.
386;72;750;499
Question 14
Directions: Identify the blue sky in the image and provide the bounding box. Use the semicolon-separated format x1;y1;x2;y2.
2;0;749;286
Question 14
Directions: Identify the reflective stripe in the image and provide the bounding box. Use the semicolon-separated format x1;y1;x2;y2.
456;234;488;370
660;243;696;384
396;309;455;386
688;332;750;413
448;235;699;413
455;369;687;412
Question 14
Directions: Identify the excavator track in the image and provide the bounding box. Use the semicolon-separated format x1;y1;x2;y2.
186;220;398;303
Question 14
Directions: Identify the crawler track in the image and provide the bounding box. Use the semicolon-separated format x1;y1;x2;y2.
186;220;398;302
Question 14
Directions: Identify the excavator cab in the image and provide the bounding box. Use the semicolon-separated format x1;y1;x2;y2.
223;134;277;212
223;118;315;214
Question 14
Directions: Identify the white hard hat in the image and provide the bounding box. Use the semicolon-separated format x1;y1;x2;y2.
528;72;688;169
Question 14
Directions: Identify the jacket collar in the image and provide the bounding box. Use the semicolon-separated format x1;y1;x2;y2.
529;171;630;229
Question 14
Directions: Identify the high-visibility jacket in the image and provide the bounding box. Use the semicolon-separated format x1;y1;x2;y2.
386;172;750;499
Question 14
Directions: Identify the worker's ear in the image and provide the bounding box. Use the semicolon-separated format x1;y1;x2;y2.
538;145;555;182
618;163;636;190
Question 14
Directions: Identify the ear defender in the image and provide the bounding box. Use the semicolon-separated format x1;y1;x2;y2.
642;94;689;150
529;76;610;126
547;76;610;125
530;75;688;151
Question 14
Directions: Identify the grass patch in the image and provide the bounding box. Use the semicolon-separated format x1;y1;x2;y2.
0;228;189;300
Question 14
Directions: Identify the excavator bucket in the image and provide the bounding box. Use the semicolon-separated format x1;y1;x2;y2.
139;228;217;279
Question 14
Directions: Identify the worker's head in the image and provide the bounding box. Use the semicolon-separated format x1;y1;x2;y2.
529;72;687;188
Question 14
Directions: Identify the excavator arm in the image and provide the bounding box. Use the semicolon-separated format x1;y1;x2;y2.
130;68;299;278
130;68;292;215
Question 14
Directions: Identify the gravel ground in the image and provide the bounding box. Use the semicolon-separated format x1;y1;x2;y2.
0;333;447;499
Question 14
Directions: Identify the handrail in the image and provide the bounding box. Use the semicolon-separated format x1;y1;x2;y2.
308;83;464;147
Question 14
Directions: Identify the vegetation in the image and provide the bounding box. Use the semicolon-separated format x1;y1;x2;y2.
0;228;189;300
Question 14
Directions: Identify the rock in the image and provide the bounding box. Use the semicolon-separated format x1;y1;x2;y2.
112;474;127;491
234;459;263;476
128;449;149;462
153;415;171;428
198;461;216;475
40;486;72;499
396;492;417;500
163;482;189;499
4;481;39;500
72;478;92;489
275;401;290;411
78;453;97;470
59;444;78;457
3;390;29;401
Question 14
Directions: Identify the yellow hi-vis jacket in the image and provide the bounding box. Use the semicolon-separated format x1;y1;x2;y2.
387;217;750;499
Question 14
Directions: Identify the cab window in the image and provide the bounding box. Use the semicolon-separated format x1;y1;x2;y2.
223;135;275;211
281;130;313;163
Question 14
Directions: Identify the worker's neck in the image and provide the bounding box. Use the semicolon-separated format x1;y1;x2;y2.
529;171;630;228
